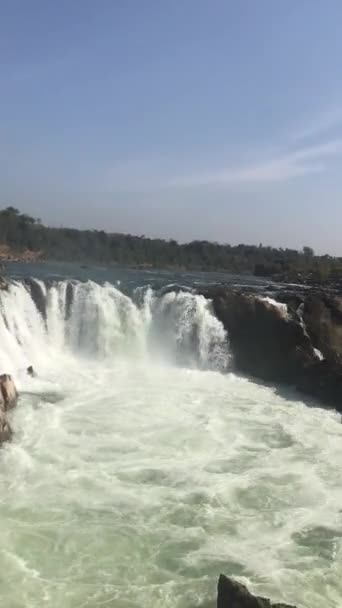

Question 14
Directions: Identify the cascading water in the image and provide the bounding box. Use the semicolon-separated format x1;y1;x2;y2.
0;280;229;374
0;278;342;608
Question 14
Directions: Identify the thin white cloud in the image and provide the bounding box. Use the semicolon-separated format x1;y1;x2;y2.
290;107;342;143
170;139;342;187
103;108;342;191
288;139;342;160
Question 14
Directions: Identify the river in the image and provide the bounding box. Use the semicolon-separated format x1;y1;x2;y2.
0;264;341;607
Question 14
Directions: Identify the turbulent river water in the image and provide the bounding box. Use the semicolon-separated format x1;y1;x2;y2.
0;267;342;608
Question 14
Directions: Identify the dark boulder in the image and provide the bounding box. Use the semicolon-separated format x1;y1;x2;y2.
201;286;342;411
217;575;296;608
302;295;342;361
297;358;342;408
204;289;317;384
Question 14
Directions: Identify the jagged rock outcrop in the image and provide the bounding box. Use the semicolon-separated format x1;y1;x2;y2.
217;574;297;608
302;295;342;361
203;288;318;384
0;374;18;410
201;286;342;411
0;374;17;445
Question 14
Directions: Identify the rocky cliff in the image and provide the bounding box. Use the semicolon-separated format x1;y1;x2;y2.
201;285;342;411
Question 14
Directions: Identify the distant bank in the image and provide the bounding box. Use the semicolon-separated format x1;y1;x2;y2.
1;206;342;285
0;244;42;264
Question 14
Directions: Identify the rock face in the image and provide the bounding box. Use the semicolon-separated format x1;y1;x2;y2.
207;290;317;384
0;374;18;410
0;374;17;445
302;295;342;361
202;286;342;411
217;575;296;608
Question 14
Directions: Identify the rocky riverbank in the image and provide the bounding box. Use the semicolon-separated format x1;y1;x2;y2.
201;283;342;412
0;244;42;263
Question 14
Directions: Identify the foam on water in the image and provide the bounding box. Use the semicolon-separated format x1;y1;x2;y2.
0;281;341;607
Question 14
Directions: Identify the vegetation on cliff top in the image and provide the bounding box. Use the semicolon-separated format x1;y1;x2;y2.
0;206;341;280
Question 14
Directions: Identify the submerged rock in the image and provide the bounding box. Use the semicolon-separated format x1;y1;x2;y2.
217;575;296;608
0;410;12;443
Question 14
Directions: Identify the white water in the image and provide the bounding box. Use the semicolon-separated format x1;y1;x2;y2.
0;281;342;607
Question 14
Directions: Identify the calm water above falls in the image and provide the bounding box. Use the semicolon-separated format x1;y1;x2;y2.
0;266;341;608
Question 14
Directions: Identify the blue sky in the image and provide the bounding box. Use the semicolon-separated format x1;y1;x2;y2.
1;1;342;253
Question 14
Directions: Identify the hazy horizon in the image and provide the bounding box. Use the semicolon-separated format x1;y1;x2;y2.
2;1;342;254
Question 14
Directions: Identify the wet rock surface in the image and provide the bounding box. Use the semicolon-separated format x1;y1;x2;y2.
201;285;342;411
0;374;17;445
217;575;297;608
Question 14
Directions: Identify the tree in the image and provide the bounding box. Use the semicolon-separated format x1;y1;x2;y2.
4;206;19;215
0;206;340;281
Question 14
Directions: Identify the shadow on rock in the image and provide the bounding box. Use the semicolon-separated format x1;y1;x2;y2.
201;286;342;413
217;575;297;608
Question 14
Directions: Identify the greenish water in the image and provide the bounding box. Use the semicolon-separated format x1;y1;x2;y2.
0;270;340;607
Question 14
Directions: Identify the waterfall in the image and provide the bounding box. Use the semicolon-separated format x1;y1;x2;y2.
0;280;229;377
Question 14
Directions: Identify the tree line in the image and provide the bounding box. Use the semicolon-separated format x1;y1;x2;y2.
0;206;341;281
